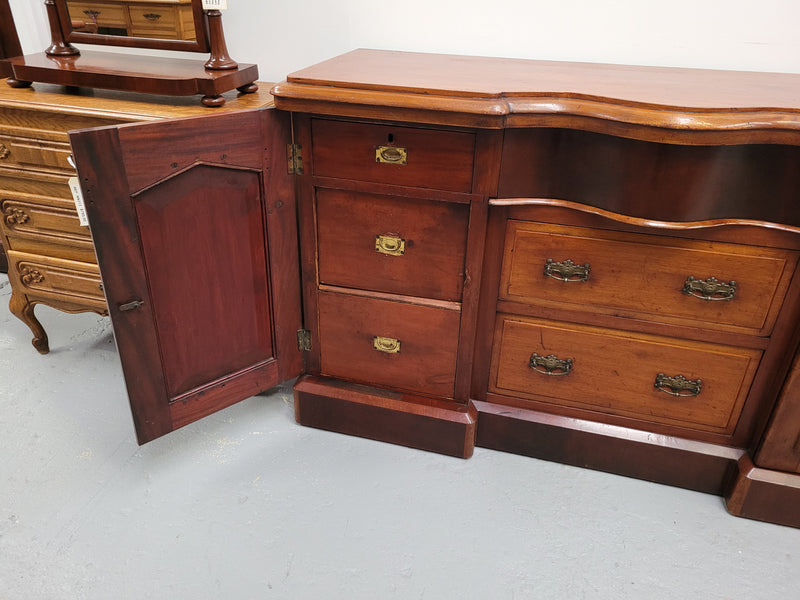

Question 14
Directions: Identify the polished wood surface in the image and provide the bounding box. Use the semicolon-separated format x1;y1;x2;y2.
498;129;800;226
295;375;477;458
0;0;23;78
7;50;258;105
273;49;800;142
490;314;761;435
68;107;302;443
311;118;476;192
316;188;469;301
726;455;800;528
65;49;800;526
317;288;461;398
475;400;744;494
499;221;797;336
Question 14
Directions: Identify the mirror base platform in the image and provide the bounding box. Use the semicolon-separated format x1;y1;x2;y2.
5;50;258;106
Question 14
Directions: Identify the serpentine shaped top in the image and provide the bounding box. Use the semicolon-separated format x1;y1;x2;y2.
272;49;800;143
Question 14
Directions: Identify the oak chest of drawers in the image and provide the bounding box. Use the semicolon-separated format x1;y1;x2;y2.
62;50;800;528
0;83;272;353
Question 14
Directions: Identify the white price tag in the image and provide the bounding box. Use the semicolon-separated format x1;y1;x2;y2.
202;0;227;9
68;176;90;227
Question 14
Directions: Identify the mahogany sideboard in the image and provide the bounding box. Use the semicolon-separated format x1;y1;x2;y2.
65;49;800;528
0;82;272;352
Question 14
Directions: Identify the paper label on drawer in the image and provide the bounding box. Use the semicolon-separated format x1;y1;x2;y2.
68;177;89;227
201;0;227;9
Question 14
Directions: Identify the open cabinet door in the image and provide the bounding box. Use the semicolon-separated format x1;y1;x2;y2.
69;108;303;444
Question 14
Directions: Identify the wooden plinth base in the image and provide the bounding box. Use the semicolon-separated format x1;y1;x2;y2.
726;455;800;528
6;51;258;106
293;375;477;458
474;400;744;495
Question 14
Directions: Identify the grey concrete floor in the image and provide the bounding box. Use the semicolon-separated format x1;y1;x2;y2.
1;272;799;599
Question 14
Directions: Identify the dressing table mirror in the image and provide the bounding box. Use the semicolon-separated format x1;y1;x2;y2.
4;0;258;106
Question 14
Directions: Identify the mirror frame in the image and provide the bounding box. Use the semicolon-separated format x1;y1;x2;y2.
52;0;210;53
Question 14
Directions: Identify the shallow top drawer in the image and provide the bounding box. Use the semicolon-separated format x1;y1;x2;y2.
500;221;799;336
311;119;476;193
0;107;122;143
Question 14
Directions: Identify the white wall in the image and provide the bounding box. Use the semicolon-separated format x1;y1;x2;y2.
9;0;800;83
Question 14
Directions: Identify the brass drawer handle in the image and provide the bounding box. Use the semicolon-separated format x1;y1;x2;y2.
654;373;702;397
544;258;591;282
375;234;405;256
0;143;9;160
373;336;401;354
529;353;573;376
83;9;100;20
143;13;161;20
683;276;737;301
375;146;408;165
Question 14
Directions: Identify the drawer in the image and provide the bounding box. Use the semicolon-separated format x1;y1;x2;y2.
490;315;761;435
66;1;127;28
8;250;105;308
311;119;476;193
1;196;92;247
129;5;178;28
0;108;122;143
317;290;461;398
316;188;469;301
0;137;73;172
500;221;798;335
0;168;74;199
129;5;181;37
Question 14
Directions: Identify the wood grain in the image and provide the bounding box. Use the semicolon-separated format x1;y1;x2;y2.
316;188;469;301
295;375;477;458
273;49;800;142
500;220;797;336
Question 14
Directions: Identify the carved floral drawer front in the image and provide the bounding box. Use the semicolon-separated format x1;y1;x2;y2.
317;289;461;398
490;314;762;435
500;221;798;336
316;188;470;301
1;197;90;246
311;119;476;193
7;250;106;308
0;137;73;172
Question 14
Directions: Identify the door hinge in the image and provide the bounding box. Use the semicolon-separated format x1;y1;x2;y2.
297;328;312;351
287;143;303;175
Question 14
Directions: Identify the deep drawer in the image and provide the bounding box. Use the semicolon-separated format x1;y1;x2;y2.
311;119;476;192
316;188;469;301
8;250;105;308
500;221;798;336
490;314;761;435
317;290;461;398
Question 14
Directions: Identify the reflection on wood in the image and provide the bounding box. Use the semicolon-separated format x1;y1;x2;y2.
66;0;196;41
